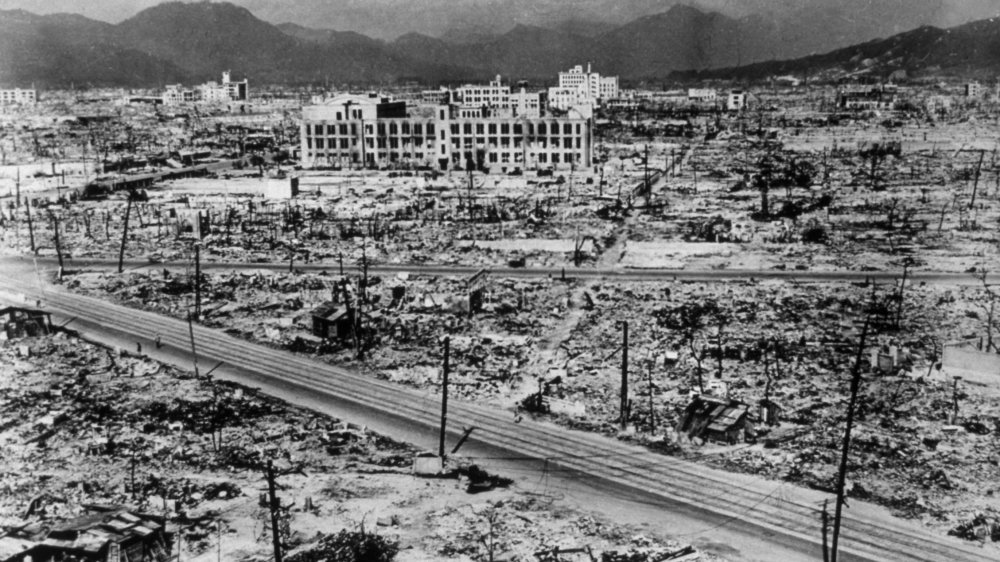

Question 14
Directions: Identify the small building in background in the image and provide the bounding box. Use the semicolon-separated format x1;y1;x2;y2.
727;90;748;111
311;302;354;341
0;88;37;105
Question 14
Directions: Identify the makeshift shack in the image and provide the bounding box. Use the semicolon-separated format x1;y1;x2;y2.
676;395;752;445
175;210;208;239
310;302;353;341
0;307;52;340
8;507;172;562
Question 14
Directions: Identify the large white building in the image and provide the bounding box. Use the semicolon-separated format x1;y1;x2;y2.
0;88;37;104
548;64;619;110
452;75;545;118
300;93;592;172
160;71;248;105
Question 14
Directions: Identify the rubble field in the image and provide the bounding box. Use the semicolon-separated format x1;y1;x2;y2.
0;116;997;276
0;333;722;561
64;266;1000;548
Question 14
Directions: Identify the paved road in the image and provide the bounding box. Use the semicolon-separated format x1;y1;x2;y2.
15;256;997;286
0;270;994;562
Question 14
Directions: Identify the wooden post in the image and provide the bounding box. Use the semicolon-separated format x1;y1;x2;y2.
187;312;200;378
895;261;909;329
822;499;830;562
830;316;871;562
970;150;985;209
265;461;283;562
439;337;450;458
647;359;656;433
50;211;63;277
25;200;35;253
118;191;134;273
620;321;629;430
194;243;201;319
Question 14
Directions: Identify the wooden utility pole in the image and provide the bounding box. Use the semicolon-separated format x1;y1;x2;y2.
49;211;63;277
830;315;871;562
187;312;200;378
647;359;656;433
439;336;450;458
620;321;629;430
265;461;283;562
194;243;201;319
970;149;985;209
895;261;910;329
118;191;134;274
25;201;35;253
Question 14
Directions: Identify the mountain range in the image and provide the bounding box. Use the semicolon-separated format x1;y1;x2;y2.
2;1;1000;88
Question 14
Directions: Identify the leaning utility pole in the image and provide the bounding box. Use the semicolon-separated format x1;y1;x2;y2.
620;321;629;431
970;149;985;209
118;190;134;274
265;461;283;562
830;315;871;562
439;336;450;458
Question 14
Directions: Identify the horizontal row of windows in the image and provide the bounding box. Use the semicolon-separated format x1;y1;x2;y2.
307;148;585;165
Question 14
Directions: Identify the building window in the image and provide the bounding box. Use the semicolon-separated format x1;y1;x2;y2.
315;138;325;149
451;124;459;135
538;123;546;135
389;123;398;135
414;123;423;135
564;123;572;135
476;123;484;135
463;123;472;135
514;123;523;135
340;124;348;135
488;123;497;134
326;125;335;135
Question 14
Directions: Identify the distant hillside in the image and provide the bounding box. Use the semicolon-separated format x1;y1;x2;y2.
670;16;1000;82
0;2;474;88
6;1;1000;88
0;9;188;88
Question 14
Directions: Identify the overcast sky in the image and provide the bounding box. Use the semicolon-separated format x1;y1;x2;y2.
2;0;997;37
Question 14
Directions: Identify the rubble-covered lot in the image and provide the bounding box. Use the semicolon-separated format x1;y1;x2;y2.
67;269;576;406
0;333;722;561
65;265;1000;544
547;279;1000;542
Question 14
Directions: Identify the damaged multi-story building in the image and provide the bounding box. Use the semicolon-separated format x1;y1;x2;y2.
299;93;593;172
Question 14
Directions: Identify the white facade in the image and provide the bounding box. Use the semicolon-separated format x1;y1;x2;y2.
455;75;510;108
300;95;592;172
0;88;37;104
552;64;618;110
727;90;747;111
687;88;717;103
